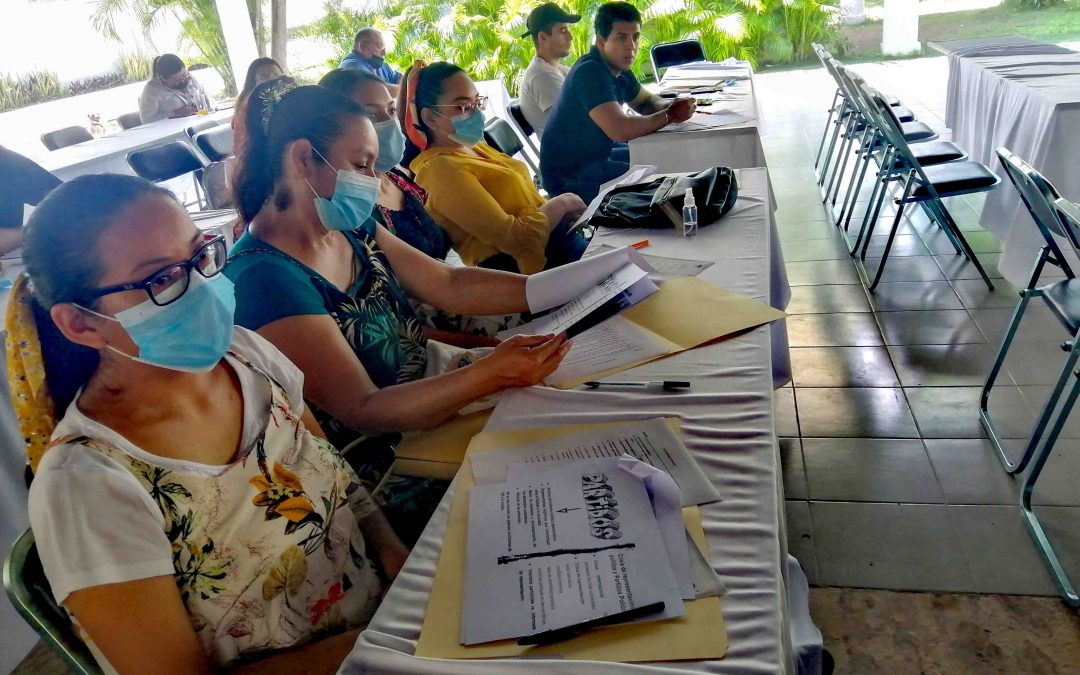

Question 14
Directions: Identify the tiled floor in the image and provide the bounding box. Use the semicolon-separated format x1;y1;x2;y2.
757;58;1080;600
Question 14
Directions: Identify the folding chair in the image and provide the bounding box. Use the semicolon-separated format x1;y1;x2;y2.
193;125;235;163
1003;195;1080;607
650;39;706;80
507;100;541;156
483;116;540;178
116;112;144;130
851;84;999;291
4;530;102;674
185;119;219;139
40;126;93;151
981;148;1080;475
127;141;208;210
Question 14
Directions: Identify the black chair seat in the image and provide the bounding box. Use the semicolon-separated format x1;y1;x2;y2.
1042;278;1080;335
885;94;902;107
900;121;937;142
194;126;234;162
128;142;205;182
892;106;916;123
483;117;524;158
913;161;998;197
909;141;966;165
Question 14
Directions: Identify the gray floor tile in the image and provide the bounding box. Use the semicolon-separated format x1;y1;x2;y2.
786;313;883;347
955;230;1005;254
876;309;985;345
780;438;808;500
787;284;872;314
952;278;1022;310
1004;342;1073;386
969;306;1063;345
862;256;946;283
907;386;1034;438
1034;505;1080;581
862;234;931;258
791;346;899;387
868;281;964;311
802;438;944;503
796;388;920;438
785;500;818;585
810;501;978;591
1017;439;1080;507
776;202;831;224
781;237;852;262
1018;387;1080;438
934;252;1004;280
775;386;799;437
777;219;838;242
786;259;861;286
948;505;1059;596
924;439;1018;505
889;343;1002;387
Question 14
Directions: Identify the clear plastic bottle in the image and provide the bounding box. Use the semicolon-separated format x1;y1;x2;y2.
682;188;698;238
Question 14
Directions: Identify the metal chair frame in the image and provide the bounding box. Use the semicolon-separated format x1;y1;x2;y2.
981;148;1080;476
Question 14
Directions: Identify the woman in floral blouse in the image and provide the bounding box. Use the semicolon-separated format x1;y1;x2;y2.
24;173;406;672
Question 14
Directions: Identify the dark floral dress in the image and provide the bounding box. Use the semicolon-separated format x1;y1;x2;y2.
228;225;447;546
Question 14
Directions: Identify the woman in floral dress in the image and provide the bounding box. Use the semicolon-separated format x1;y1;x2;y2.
225;81;570;545
24;173;407;672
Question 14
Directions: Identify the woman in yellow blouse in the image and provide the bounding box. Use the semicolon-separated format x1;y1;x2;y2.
400;62;588;274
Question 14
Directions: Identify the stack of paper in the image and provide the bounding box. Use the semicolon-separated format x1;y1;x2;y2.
461;419;724;646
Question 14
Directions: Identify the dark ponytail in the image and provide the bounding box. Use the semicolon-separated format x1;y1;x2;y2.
23;174;177;411
398;61;464;167
152;53;185;80
233;79;365;223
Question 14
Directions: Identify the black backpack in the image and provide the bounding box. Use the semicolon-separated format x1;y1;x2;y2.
590;166;738;229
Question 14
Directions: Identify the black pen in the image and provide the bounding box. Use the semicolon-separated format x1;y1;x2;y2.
517;601;667;646
584;380;691;392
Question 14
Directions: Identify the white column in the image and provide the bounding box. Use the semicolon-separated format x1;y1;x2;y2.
215;0;260;93
881;0;921;56
841;0;865;25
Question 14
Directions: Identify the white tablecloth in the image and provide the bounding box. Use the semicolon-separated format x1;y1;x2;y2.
339;167;796;674
34;108;233;181
943;40;1080;285
632;64;766;173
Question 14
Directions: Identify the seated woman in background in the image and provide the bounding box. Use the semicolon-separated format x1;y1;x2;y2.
138;54;211;124
22;173;406;673
232;57;284;155
319;68;516;346
226;81;568;543
401;62;588;274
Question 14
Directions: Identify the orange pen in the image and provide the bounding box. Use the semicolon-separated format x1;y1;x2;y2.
631;240;650;250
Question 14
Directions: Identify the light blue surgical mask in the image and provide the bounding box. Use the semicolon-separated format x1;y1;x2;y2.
82;273;236;372
440;108;486;147
307;148;381;232
372;118;405;173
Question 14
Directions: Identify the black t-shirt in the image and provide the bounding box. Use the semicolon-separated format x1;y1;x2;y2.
540;47;642;175
0;146;61;229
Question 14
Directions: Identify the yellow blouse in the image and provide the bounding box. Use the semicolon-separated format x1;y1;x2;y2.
410;142;550;274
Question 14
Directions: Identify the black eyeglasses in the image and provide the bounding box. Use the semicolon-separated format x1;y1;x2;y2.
431;95;489;116
84;236;228;307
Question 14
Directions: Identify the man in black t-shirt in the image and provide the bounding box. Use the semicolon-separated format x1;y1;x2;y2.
0;146;62;255
540;2;695;202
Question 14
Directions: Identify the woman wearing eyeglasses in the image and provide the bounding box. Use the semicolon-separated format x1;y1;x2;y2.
22;173;407;672
401;62;588;274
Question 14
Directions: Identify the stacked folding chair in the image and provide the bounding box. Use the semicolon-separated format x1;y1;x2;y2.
979;147;1080;607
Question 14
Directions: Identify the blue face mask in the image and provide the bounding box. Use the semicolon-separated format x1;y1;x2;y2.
443;108;486;147
372;118;405;173
84;273;236;372
307;148;381;232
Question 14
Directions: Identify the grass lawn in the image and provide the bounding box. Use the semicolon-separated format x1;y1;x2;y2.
840;0;1080;58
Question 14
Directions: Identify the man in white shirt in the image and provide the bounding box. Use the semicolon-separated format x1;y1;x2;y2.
518;3;581;138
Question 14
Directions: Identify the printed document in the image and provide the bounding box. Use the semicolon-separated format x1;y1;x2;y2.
544;315;674;385
470;417;721;506
462;457;685;645
525;245;652;312
591;244;714;282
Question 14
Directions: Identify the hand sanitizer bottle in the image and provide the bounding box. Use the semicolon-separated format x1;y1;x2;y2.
682;188;698;238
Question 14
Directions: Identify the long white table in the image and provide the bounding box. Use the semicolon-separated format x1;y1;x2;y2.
339;167;799;674
34;108;232;181
941;37;1080;285
632;63;766;173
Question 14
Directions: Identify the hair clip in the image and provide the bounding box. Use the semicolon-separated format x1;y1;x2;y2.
259;77;299;133
404;60;429;151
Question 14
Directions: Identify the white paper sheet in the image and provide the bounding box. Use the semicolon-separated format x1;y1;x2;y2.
592;244;715;282
470;417;722;507
463;457;685;645
544;316;672;387
525;245;652;312
500;264;656;339
660;112;752;133
570;164;658;232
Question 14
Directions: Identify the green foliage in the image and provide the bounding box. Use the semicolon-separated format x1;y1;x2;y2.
1007;0;1061;8
119;51;155;83
298;0;842;93
92;0;238;94
0;70;67;113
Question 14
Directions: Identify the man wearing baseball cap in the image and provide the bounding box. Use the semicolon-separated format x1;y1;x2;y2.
518;3;581;138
